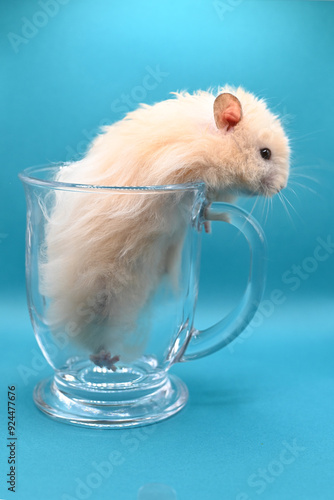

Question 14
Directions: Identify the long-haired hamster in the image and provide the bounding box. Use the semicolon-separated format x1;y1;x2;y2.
40;86;290;367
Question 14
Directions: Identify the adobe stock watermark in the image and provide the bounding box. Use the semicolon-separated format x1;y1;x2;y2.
65;64;169;161
235;439;306;499
229;234;334;352
61;450;125;500
7;0;71;54
213;0;245;21
62;426;157;500
281;235;334;291
138;483;177;499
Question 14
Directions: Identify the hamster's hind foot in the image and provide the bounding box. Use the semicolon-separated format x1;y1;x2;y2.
90;350;120;371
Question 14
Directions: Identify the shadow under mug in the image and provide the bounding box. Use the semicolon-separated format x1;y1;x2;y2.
19;165;266;428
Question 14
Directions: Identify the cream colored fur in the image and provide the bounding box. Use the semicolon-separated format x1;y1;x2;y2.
40;86;290;362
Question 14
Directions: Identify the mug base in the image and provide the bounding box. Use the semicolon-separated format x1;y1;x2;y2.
33;373;188;428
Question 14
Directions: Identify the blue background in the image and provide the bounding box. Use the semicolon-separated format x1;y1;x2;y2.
0;0;333;499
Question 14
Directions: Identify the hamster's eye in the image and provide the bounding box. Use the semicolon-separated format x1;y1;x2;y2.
260;148;271;160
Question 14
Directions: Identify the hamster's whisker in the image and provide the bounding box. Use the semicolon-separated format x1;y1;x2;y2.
279;192;292;222
291;164;330;173
286;185;298;198
237;195;260;237
277;192;283;211
290;165;318;171
261;197;266;224
260;196;266;222
264;197;270;226
288;180;319;196
248;195;260;219
281;191;302;224
289;172;321;185
267;197;272;226
284;187;307;227
278;192;295;228
290;129;325;143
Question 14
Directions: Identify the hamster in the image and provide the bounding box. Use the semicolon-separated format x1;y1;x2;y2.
40;86;290;367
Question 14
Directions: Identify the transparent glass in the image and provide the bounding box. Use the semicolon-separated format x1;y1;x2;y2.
19;164;267;428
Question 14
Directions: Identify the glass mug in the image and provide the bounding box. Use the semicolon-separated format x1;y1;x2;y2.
19;165;266;428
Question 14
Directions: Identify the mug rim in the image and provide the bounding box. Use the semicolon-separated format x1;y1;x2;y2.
18;164;206;193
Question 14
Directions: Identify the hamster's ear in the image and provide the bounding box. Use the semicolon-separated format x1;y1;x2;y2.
213;93;243;131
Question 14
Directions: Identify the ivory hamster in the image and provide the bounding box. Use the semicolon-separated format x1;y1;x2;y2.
40;86;290;367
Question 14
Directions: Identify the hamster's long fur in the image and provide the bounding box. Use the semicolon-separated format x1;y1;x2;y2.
40;87;290;363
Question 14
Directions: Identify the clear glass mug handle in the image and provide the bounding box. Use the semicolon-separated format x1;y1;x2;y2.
182;202;267;361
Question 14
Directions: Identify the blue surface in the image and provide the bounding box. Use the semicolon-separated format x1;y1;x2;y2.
0;295;334;500
1;0;334;499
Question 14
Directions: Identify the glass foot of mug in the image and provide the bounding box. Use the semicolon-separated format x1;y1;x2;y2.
33;373;188;429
